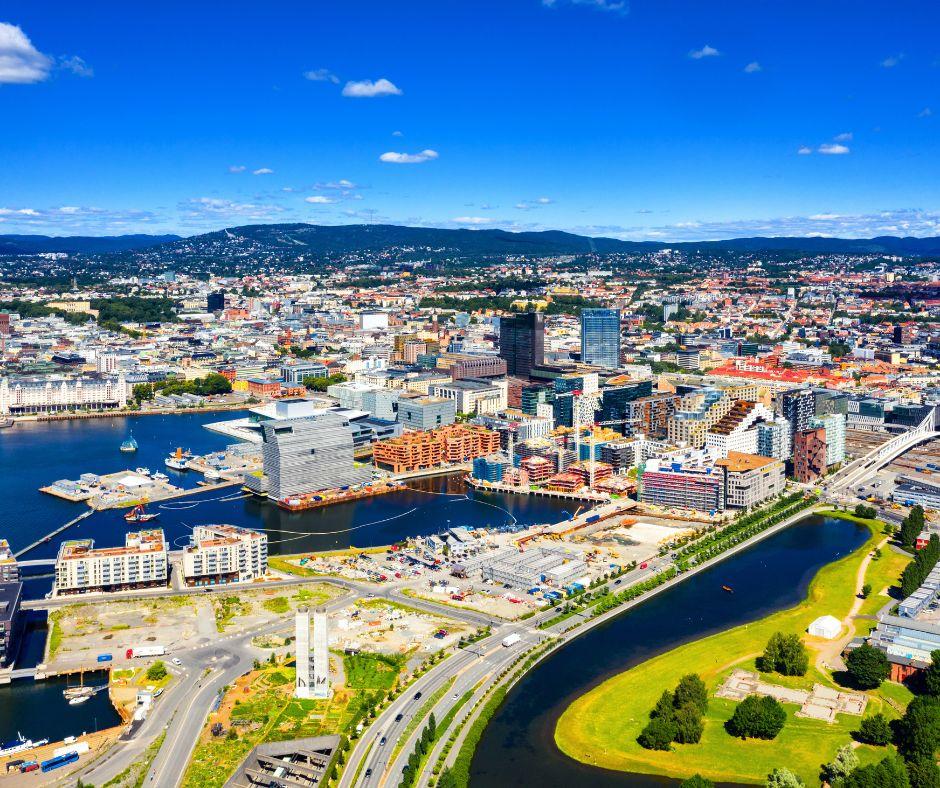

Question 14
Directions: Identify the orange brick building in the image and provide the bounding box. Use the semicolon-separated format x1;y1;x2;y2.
372;424;500;473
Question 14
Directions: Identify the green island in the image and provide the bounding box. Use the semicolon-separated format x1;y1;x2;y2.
554;510;916;785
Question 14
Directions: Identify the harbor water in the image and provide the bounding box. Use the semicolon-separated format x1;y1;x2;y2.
469;515;870;788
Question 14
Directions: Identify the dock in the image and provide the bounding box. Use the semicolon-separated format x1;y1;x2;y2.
465;477;610;503
14;510;93;558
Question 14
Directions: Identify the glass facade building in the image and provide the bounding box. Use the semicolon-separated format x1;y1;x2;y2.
580;308;621;369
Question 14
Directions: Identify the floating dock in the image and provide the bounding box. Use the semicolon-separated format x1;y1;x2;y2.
271;480;403;511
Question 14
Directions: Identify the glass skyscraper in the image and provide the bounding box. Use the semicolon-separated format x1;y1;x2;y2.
580;308;621;369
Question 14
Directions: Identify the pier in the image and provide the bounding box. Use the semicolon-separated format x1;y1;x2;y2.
14;510;93;559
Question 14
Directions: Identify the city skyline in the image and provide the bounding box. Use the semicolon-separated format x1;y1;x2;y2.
1;1;938;239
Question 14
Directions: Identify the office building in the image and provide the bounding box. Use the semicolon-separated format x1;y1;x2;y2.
281;361;328;385
779;388;815;440
894;476;940;510
499;312;545;378
597;381;654;433
361;388;400;421
580;308;621;369
397;395;456;431
716;452;786;509
207;291;226;312
182;525;268;587
676;348;702;371
54;530;168;596
757;419;792;462
0;582;22;667
622;394;679;440
641;462;725;513
810;413;846;467
430;379;508;415
793;427;827;483
450;356;507;380
254;413;372;501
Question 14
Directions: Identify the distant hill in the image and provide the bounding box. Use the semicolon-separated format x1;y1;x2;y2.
159;223;940;258
0;233;181;255
4;224;940;258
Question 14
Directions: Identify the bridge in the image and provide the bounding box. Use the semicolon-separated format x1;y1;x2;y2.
826;406;938;494
17;559;56;568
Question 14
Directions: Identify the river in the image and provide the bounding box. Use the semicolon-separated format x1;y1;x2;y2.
469;514;869;788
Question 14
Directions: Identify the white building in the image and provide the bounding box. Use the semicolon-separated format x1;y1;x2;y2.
704;401;775;458
54;529;168;596
295;606;330;699
430;379;508;415
359;312;389;331
181;524;268;587
1;374;129;416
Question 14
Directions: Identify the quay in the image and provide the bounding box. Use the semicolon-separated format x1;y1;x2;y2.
21;402;249;423
465;476;610;503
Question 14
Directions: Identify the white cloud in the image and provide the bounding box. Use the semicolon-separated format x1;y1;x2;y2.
315;179;356;191
178;197;286;227
834;132;853;142
516;197;554;211
303;68;339;84
818;143;850;155
59;55;93;77
228;165;246;173
0;204;161;233
252;167;274;175
342;78;402;98
542;0;629;12
743;61;761;73
797;146;813;155
689;44;720;59
379;149;439;164
809;213;841;220
305;195;335;204
881;53;904;68
0;22;52;84
392;130;403;137
452;216;493;225
537;196;553;204
919;107;933;118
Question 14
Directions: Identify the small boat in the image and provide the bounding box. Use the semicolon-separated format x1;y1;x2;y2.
120;434;139;453
722;585;734;594
0;418;13;429
135;467;151;477
68;696;90;705
165;447;190;470
153;472;169;483
203;468;222;481
125;504;159;523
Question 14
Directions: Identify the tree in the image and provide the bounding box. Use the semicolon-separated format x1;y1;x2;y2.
841;756;910;788
674;674;708;715
637;716;678;750
855;713;892;746
437;769;458;788
822;744;859;784
846;644;890;689
650;690;677;721
146;660;168;681
861;583;872;599
765;768;804;787
907;757;940;788
680;777;714;788
673;704;705;744
894;696;940;762
302;373;347;391
924;651;940;697
854;504;877;520
758;632;808;677
726;695;786;740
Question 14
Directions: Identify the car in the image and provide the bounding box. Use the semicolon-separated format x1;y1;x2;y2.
365;768;373;778
413;691;422;700
452;693;459;700
395;713;404;722
172;657;182;666
640;562;649;570
379;736;387;746
614;579;622;585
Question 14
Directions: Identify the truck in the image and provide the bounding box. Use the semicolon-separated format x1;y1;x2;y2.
585;513;600;524
502;633;522;648
125;645;166;659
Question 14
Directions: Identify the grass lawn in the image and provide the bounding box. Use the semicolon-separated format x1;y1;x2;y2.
343;651;406;690
555;511;913;785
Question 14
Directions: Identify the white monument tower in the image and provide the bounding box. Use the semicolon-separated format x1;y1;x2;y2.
294;605;330;700
294;606;312;699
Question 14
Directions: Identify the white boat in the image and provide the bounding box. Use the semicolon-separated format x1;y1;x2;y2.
68;696;90;705
203;468;222;481
135;467;151;477
165;456;188;470
153;472;169;483
0;734;50;758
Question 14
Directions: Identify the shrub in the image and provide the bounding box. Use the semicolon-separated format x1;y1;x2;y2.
146;661;168;681
765;768;804;787
855;713;892;746
726;695;786;740
846;644;890;689
680;777;714;788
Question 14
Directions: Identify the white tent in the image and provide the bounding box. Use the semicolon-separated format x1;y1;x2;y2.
808;614;842;640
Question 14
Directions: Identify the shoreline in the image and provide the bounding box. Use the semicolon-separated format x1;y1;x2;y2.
552;509;889;785
11;402;251;423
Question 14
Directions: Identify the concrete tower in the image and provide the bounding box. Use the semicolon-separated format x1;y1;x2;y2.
312;607;331;699
294;606;312;699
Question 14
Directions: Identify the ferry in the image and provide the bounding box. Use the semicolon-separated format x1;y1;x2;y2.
0;735;50;758
125;504;159;523
119;434;139;453
165;447;191;470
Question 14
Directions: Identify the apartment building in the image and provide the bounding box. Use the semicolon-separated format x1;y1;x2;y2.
0;539;19;583
372;424;500;473
182;524;268;587
793;427;827;483
809;412;846;467
54;530;168;596
430;378;508;415
704;400;775;458
0;581;22;667
715;452;786;509
641;460;725;512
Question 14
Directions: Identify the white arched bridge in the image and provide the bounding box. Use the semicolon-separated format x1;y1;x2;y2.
827;406;938;494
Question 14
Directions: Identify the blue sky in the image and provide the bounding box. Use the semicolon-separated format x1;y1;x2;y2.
0;0;938;240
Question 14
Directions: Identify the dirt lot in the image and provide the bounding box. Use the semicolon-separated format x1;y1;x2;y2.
330;599;468;655
209;582;344;633
407;580;540;620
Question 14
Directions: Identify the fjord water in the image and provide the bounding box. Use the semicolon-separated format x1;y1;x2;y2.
469;515;869;788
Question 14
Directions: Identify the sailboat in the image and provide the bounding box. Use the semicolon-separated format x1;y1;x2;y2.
64;670;94;703
120;433;139;453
